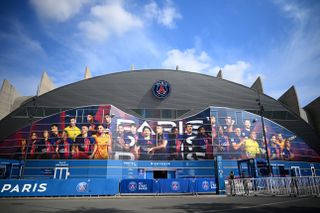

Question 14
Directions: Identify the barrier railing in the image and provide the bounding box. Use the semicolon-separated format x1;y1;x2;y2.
119;178;217;195
226;176;320;197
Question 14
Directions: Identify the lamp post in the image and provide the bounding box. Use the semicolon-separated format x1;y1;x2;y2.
256;93;272;177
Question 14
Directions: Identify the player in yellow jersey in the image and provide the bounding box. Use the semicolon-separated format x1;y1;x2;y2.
244;131;260;158
90;124;111;159
64;117;81;142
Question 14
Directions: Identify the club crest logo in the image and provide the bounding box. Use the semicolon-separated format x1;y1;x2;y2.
152;80;170;99
128;181;137;192
202;181;209;191
76;182;88;192
171;181;180;191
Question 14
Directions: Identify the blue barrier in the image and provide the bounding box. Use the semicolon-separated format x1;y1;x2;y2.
1;178;217;196
194;178;216;193
157;179;191;193
0;178;119;197
119;178;216;194
120;179;156;193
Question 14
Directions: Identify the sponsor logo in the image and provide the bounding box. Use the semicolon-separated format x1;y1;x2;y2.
152;80;170;99
171;181;180;191
202;181;209;191
0;183;47;193
128;181;137;192
138;182;148;191
76;182;88;193
210;181;216;189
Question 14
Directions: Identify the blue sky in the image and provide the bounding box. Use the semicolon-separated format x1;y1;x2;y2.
0;0;319;107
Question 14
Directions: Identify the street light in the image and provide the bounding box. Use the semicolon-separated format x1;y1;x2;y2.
256;93;272;177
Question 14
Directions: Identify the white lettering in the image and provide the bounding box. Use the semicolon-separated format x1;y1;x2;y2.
137;121;155;135
186;136;196;145
32;183;38;192
10;185;19;193
117;119;135;131
157;121;177;133
1;184;11;192
38;183;47;192
127;136;136;147
179;121;183;135
21;184;32;192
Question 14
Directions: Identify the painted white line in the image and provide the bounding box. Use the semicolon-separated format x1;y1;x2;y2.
209;197;311;212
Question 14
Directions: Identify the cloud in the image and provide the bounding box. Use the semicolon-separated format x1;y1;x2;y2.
78;1;143;42
162;48;211;72
274;0;307;23
144;0;182;28
161;48;260;86
264;0;320;105
29;0;89;22
211;61;254;85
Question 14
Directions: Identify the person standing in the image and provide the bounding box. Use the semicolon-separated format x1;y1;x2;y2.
229;171;235;196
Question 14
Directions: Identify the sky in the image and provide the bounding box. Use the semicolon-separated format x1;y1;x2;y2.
0;0;319;107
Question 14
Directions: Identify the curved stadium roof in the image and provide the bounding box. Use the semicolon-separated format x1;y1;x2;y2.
0;69;319;153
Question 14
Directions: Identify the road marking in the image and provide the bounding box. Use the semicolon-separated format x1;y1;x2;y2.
209;197;311;212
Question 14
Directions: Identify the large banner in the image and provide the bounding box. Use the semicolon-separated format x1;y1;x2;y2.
0;105;319;162
0;178;118;197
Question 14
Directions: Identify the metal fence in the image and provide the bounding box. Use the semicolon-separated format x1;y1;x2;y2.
226;176;320;197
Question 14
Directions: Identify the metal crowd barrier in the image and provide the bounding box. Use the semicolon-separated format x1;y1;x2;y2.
226;176;320;197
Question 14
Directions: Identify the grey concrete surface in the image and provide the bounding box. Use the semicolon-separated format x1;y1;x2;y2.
0;195;319;213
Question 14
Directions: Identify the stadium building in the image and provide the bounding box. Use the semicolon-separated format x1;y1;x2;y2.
0;68;319;196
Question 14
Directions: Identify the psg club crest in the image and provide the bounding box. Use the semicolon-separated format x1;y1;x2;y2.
128;181;137;192
152;80;171;99
76;182;88;192
171;181;180;191
202;181;209;191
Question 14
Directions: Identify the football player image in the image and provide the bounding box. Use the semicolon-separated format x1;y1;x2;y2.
74;125;95;159
229;127;245;159
194;125;212;159
149;125;168;160
114;124;126;151
182;123;197;160
29;132;41;159
64;117;81;142
49;124;61;159
90;124;111;159
167;127;183;160
124;123;139;153
55;130;73;159
86;114;99;136
244;131;260;158
242;119;252;139
136;126;155;160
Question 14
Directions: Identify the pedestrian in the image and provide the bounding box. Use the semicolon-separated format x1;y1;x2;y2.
229;171;235;196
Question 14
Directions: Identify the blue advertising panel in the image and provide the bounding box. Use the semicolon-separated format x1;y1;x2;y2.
0;179;118;197
120;179;155;193
195;178;217;193
158;179;191;193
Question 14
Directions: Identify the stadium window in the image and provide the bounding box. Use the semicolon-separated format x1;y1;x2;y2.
43;107;61;116
13;107;28;117
145;109;160;118
27;107;44;118
273;111;286;120
161;109;173;119
176;110;190;117
286;112;297;120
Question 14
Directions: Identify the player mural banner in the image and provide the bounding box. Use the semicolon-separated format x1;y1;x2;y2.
0;105;319;162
